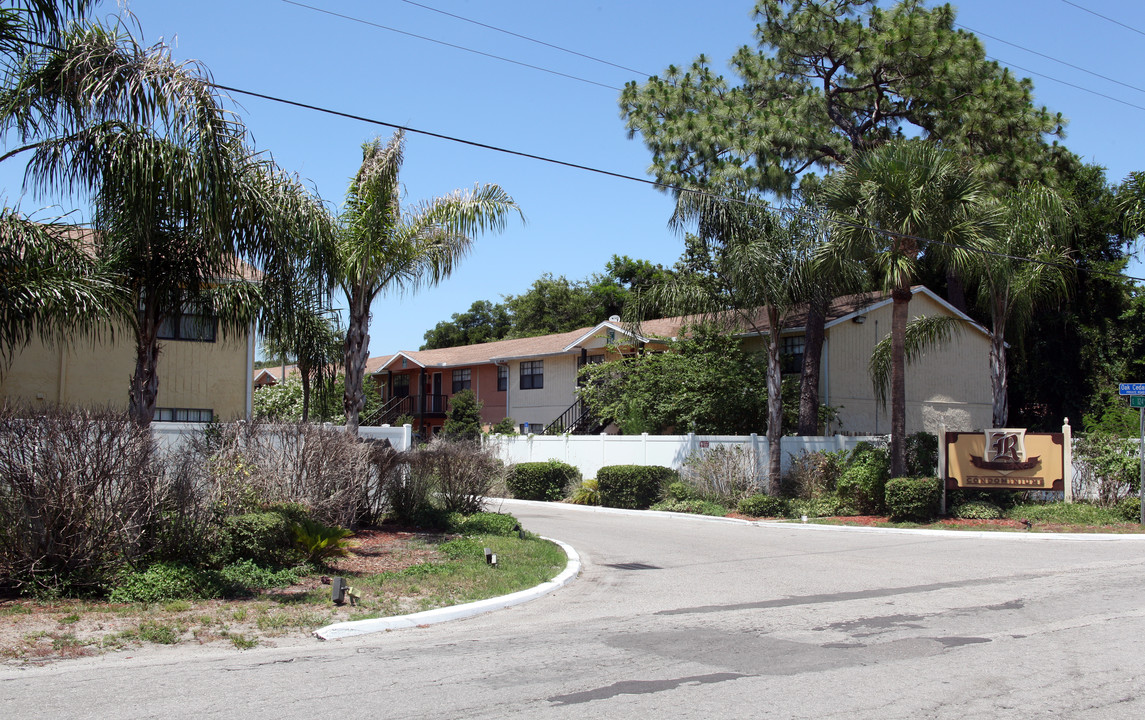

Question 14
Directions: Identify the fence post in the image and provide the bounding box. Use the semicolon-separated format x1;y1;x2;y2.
1063;417;1073;504
642;432;649;464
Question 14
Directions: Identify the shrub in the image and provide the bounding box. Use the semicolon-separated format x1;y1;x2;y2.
678;445;763;502
1116;496;1142;522
665;481;700;502
597;465;675;509
885;477;941;522
0;405;164;596
407;438;503;515
291;518;353;565
737;494;788;518
787;495;854;518
442;389;483;440
506;460;579;501
222;509;301;567
1074;431;1139;505
490;417;517;435
570;479;601;505
905;432;939;477
650;498;728;516
108;562;232;603
451;512;520;537
1008;501;1124;526
952;501;1004;520
836;445;890;514
784;449;848;500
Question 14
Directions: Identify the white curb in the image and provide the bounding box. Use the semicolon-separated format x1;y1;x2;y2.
313;536;580;641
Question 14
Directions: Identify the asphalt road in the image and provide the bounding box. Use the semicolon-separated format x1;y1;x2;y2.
5;501;1145;719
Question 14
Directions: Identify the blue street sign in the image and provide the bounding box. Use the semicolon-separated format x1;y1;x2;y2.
1120;383;1145;395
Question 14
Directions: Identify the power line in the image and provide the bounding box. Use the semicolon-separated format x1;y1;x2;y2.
278;0;624;91
1060;0;1145;37
957;22;1145;96
987;55;1145;113
211;81;1142;286
393;0;652;78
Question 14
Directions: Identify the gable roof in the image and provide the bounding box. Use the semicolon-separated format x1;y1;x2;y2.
366;285;989;374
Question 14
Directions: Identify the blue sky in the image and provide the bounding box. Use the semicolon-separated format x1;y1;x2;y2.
3;0;1143;356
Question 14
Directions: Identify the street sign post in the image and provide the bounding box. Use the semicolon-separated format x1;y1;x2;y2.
1125;384;1145;525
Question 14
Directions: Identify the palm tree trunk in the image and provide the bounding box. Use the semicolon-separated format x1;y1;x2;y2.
300;362;312;424
890;286;911;477
990;312;1008;428
766;310;783;495
128;310;161;427
797;297;827;435
343;297;370;436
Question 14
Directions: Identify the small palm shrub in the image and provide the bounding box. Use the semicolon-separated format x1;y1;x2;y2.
292;518;353;565
570;479;601;505
597;465;676;510
506;460;579;501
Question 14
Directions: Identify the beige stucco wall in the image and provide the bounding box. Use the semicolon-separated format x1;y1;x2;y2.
1;329;251;420
506;354;579;432
823;293;992;435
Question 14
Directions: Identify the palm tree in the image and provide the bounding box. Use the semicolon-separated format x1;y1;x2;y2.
822;139;995;476
972;185;1072;427
3;20;332;424
335;130;521;434
260;294;344;423
639;189;805;492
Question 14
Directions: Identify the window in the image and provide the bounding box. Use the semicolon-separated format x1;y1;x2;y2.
393;374;411;397
452;368;471;393
781;335;805;374
497;366;508;391
520;360;543;390
157;311;216;342
154;407;214;423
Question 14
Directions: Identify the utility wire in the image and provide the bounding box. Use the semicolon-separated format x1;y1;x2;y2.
957;22;1145;96
211;82;1143;285
393;0;652;77
278;0;623;91
987;54;1145;113
1060;0;1145;38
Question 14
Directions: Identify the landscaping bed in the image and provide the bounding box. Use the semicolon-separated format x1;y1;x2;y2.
0;525;565;666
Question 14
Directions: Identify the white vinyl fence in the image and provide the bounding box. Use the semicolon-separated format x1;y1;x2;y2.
484;432;887;480
151;421;414;454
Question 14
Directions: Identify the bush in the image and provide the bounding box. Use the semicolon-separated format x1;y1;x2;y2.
1008;501;1125;525
1074;431;1139;505
490;417;517;435
737;494;788;518
650;498;728;516
836;445;889;514
442;389;483;440
665;481;700;502
108;560;301;603
408;438;503;514
1116;496;1142;522
506;460;579;501
678;445;763;502
570;478;601;505
384;464;438;526
787;496;852;518
291;518;353;565
905;432;939;477
784;450;848;500
952;501;1004;520
0;405;163;596
885;477;940;522
451;512;520;537
597;465;675;509
222;509;302;567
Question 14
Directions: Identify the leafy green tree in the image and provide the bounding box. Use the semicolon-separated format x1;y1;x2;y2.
620;0;1068;195
972;185;1073;427
578;331;771;436
822;139;995;476
504;274;598;337
334;130;520;434
442;388;482;440
421;299;511;350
